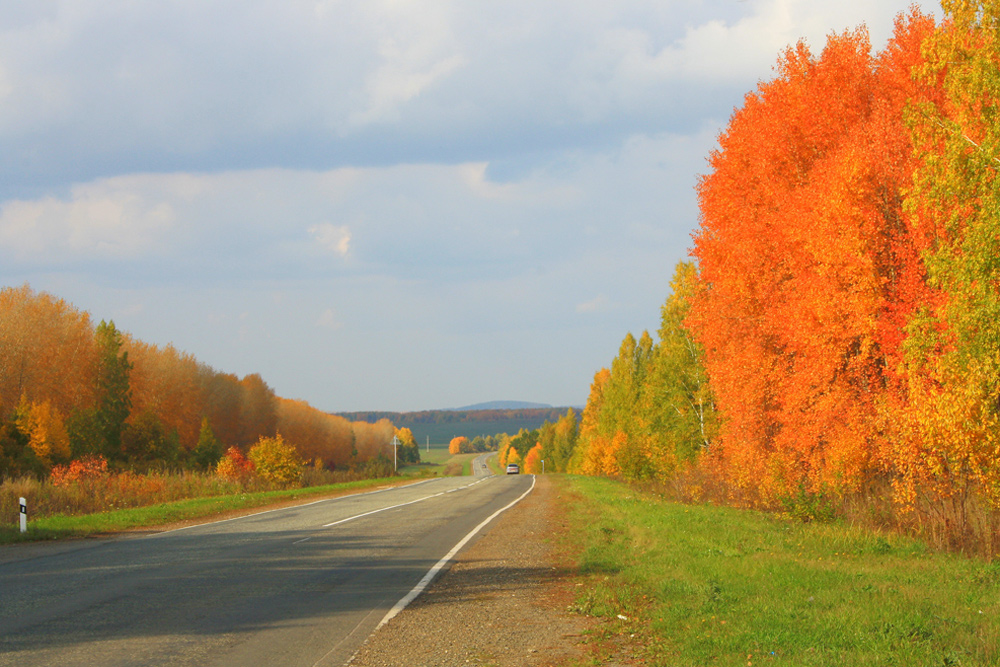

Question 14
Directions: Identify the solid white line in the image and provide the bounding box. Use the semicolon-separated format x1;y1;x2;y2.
374;475;537;631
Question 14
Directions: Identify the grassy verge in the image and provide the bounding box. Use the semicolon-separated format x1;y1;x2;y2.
485;452;502;475
1;477;400;545
556;475;999;666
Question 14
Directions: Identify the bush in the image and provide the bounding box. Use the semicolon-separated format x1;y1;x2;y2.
248;434;302;486
49;455;109;487
361;454;395;479
216;446;254;482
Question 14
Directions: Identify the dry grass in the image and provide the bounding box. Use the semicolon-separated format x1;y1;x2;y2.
2;465;388;524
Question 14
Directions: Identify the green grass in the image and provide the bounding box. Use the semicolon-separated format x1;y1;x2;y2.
0;477;398;544
417;445;458;466
398;446;488;477
557;475;1000;666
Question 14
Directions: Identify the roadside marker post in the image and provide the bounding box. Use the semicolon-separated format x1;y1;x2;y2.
19;497;26;533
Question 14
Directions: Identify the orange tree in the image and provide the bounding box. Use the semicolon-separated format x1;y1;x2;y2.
448;436;468;455
690;12;936;504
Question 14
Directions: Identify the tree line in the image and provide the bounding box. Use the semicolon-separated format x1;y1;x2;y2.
0;285;401;477
339;407;572;427
568;3;1000;553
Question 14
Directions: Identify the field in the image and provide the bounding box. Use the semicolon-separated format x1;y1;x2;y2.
557;475;1000;666
398;445;485;477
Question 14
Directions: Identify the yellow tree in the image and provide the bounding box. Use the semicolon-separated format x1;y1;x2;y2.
887;0;1000;516
523;443;544;474
395;427;420;463
569;368;611;474
448;436;468;455
15;396;71;468
248;434;303;486
0;286;97;418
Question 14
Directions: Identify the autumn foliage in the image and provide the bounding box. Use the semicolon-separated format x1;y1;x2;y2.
575;4;1000;554
215;446;255;482
689;13;941;503
247;435;302;486
448;436;470;455
0;284;401;480
49;455;109;487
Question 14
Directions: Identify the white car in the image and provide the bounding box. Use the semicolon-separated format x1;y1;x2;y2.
505;463;520;475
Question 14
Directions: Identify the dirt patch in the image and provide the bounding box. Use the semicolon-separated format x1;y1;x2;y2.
348;475;591;667
442;462;464;476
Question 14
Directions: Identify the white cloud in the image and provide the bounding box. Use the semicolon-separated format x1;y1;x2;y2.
309;223;352;257
603;3;797;85
576;294;609;314
344;0;466;127
316;307;344;331
351;52;466;127
0;126;711;281
0;184;175;261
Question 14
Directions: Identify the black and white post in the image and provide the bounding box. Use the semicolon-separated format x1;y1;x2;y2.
19;496;26;533
392;435;400;472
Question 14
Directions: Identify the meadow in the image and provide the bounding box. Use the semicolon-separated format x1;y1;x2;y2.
558;475;999;666
397;444;483;477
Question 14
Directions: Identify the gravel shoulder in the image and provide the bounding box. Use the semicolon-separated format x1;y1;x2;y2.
348;474;591;667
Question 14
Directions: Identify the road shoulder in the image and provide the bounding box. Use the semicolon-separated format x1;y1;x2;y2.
348;474;590;667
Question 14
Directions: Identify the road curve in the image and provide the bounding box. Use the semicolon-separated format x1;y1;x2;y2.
0;471;533;667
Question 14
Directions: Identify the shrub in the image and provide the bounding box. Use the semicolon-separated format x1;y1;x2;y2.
216;446;254;481
248;434;302;486
361;453;395;479
49;455;109;487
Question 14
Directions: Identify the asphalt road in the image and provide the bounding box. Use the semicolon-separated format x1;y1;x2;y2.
0;458;532;667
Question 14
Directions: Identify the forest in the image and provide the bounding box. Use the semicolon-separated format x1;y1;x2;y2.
0;283;412;480
342;407;574;444
525;2;1000;556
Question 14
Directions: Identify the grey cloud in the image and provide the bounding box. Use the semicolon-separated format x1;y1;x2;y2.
0;0;858;196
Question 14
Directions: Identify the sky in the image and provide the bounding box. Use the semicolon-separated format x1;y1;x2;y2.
0;0;941;412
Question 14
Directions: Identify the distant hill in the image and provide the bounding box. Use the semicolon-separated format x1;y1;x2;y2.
336;405;577;444
447;401;552;411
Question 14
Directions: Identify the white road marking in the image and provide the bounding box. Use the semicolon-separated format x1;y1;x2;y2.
150;478;436;536
373;475;537;631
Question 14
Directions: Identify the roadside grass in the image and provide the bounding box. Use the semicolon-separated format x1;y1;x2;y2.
556;475;1000;666
0;477;399;545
